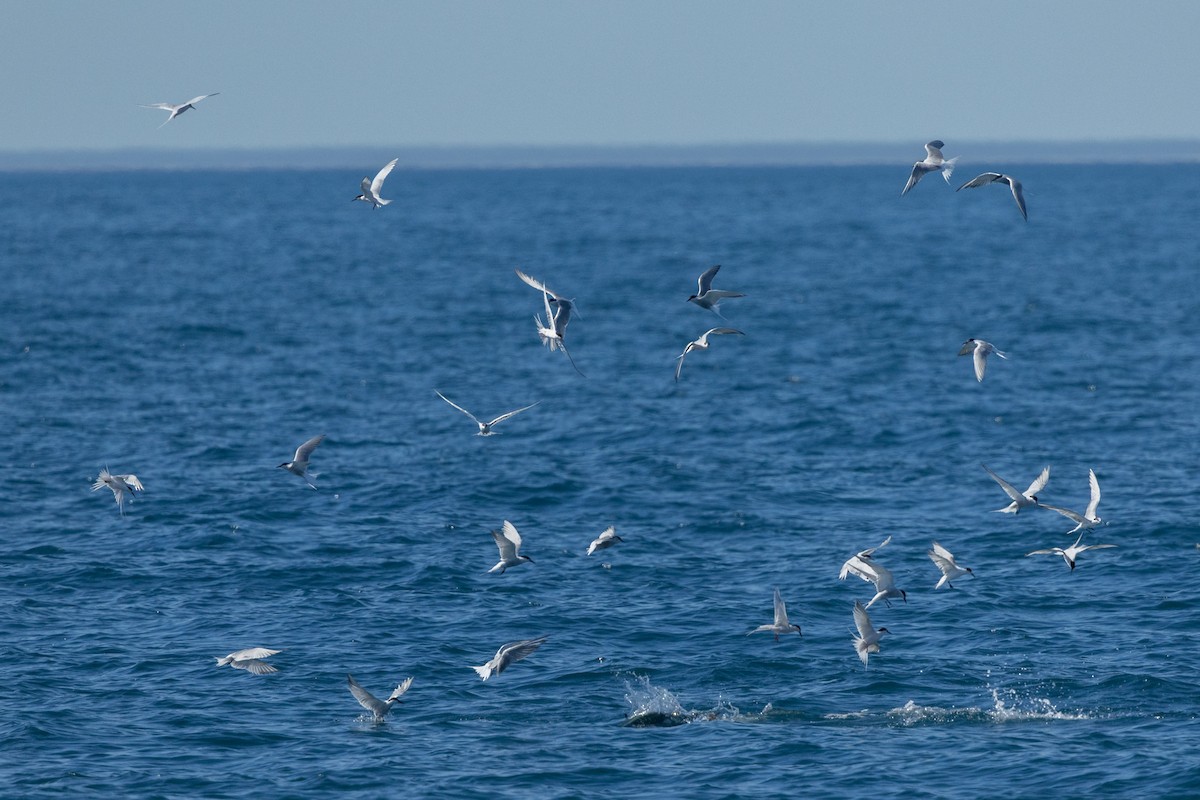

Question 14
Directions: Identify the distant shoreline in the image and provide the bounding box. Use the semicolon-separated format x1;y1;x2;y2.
2;140;1198;171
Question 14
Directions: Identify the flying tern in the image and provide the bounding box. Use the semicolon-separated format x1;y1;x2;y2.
488;520;534;574
434;390;537;436
674;327;744;381
928;541;974;589
687;265;745;318
982;464;1050;514
748;587;802;641
958;338;1007;382
852;600;888;668
1026;530;1116;571
91;467;144;516
957;172;1027;220
472;636;548;681
353;157;398;208
139;93;219;128
278;434;324;489
1040;469;1105;534
347;674;413;721
901;140;959;195
515;269;584;376
586;525;623;555
840;539;906;608
215;647;281;675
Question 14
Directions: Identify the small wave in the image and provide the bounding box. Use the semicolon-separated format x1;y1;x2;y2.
884;690;1092;727
620;675;770;727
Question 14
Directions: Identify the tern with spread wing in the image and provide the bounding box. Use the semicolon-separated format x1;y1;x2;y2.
353;158;398;208
840;538;906;608
674;327;744;381
347;674;413;721
852;600;888;668
901;140;959;195
1040;469;1105;535
278;434;324;489
91;467;144;516
958;338;1007;382
472;636;548;681
488;520;534;574
982;464;1049;513
687;265;745;319
1027;530;1116;571
928;541;974;589
586;525;623;555
140;93;219;128
516;269;584;376
434;390;537;436
957;172;1027;220
215;647;281;675
748;588;802;641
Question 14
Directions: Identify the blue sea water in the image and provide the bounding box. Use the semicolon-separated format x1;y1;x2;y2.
2;162;1199;798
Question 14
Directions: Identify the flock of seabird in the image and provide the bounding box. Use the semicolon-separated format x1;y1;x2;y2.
93;117;1114;716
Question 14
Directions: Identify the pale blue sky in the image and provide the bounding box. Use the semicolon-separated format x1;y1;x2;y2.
4;0;1199;151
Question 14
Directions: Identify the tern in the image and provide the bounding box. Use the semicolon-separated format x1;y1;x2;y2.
516;269;584;376
982;464;1050;514
928;541;974;589
472;636;548;681
139;93;219;129
687;265;745;319
91;467;144;516
957;172;1027;220
840;542;906;608
748;587;802;641
901;140;959;195
434;390;538;436
586;525;624;555
840;535;892;568
958;338;1007;382
278;434;324;489
674;327;744;381
1040;469;1104;534
353;157;398;208
215;647;281;675
347;674;413;721
1026;530;1116;571
488;520;534;573
852;600;889;668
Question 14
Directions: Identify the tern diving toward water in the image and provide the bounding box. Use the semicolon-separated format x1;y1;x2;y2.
353;158;398;208
347;674;413;722
901;140;959;195
928;541;974;589
958;338;1007;382
748;588;802;641
278;434;324;489
139;93;219;129
674;327;744;381
215;647;282;675
1026;530;1116;571
840;537;906;608
1040;469;1105;535
488;520;534;574
957;172;1027;220
434;390;538;436
472;636;548;681
586;525;623;555
982;464;1050;514
91;467;144;516
515;269;584;376
852;600;888;668
687;265;745;319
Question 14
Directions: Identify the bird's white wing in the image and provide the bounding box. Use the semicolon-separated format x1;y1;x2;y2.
1079;543;1116;553
852;601;874;638
928;542;955;573
901;163;927;195
1025;466;1051;498
371;158;398;195
674;349;688;381
929;540;955;563
516;269;557;299
293;434;325;462
858;535;892;559
497;636;548;666
226;647;281;661
140;103;177;111
982;465;1024;502
387;676;414;702
839;554;879;583
973;347;988;381
347;674;386;714
1025;547;1062;557
868;562;896;588
121;475;145;492
957;172;1002;190
1085;469;1101;519
185;93;219;106
486;402;538;428
1039;503;1084;524
435;390;482;425
1008;177;1028;220
232;659;278;675
772;588;789;626
924;140;946;161
696;264;721;295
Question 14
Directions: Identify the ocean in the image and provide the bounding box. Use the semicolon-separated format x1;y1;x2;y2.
2;162;1198;798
